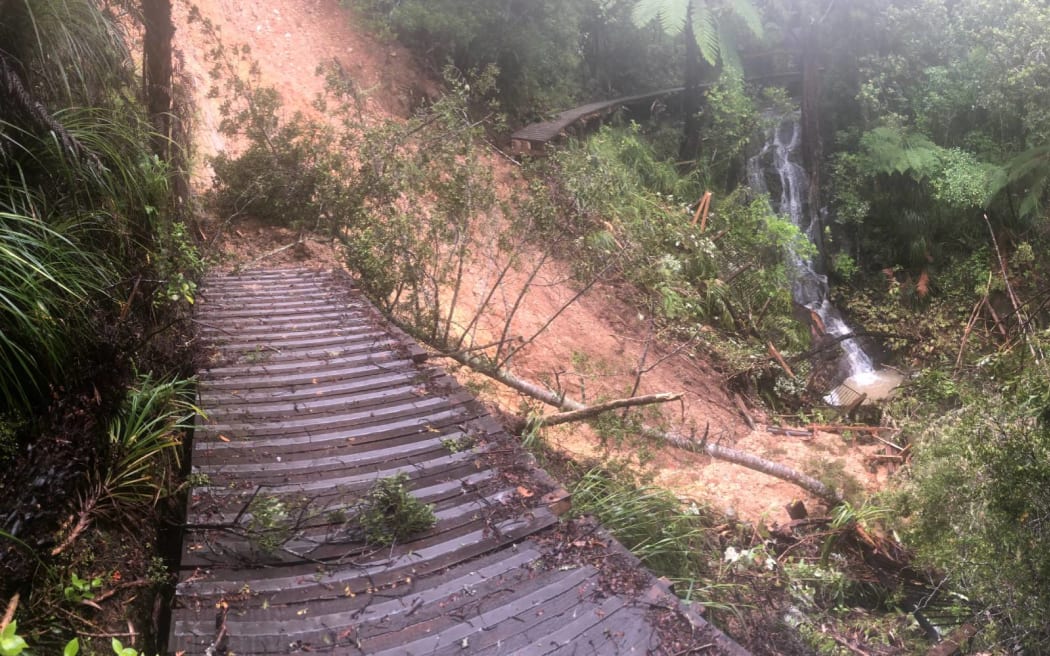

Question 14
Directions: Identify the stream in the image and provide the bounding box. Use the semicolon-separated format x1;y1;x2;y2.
748;113;902;404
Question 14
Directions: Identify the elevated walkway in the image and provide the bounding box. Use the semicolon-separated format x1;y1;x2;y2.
169;268;748;655
510;88;684;154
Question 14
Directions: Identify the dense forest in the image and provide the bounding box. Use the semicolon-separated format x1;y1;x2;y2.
2;0;1049;654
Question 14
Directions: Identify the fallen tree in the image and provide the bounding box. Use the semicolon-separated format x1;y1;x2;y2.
444;350;844;506
503;392;683;434
527;392;683;429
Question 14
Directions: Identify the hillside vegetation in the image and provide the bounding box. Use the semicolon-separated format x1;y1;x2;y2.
2;0;1049;654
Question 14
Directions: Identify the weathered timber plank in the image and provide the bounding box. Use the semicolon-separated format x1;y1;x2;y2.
366;565;600;656
170;268;748;656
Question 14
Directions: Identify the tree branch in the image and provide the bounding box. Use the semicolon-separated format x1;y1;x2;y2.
529;392;682;429
445;351;844;505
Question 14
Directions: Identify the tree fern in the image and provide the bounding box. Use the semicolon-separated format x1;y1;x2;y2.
632;0;687;34
988;145;1050;220
726;0;763;39
694;4;720;66
717;22;742;73
631;0;763;69
860;126;941;179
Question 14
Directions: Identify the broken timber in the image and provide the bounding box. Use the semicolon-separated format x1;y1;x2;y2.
169;267;749;655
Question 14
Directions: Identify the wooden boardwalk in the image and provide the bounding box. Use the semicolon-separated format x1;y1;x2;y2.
509;72;805;154
169;268;748;655
509;88;684;154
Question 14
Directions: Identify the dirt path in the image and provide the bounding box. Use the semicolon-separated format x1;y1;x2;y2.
174;0;887;523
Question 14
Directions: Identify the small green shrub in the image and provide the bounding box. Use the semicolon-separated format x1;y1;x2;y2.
357;474;435;546
63;572;101;603
699;74;759;187
830;252;860;281
192;13;357;235
153;221;203;305
0;621;28;656
538;128;809;351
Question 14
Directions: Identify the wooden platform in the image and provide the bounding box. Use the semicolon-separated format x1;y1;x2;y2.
509;88;684;154
169;268;748;655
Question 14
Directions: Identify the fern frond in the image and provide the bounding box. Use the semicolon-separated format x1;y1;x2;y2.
718;23;742;74
726;0;764;38
1018;191;1042;218
633;0;688;33
693;4;721;66
1004;145;1050;184
632;0;761;67
860;126;940;179
987;145;1050;219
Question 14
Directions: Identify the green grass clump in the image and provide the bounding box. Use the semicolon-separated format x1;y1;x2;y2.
570;466;716;586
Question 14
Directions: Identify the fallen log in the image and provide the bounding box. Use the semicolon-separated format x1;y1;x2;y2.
806;424;886;434
530;392;683;428
445;351;843;505
767;426;813;437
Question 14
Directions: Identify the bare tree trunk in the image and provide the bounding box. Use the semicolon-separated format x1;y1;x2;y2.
800;1;840;258
800;34;823;249
446;351;844;505
142;0;173;159
678;0;704;163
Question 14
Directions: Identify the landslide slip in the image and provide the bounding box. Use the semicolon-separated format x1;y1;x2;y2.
175;0;886;524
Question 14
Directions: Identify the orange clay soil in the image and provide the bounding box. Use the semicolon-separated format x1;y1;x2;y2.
175;0;891;524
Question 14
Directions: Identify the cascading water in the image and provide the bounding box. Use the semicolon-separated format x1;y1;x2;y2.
748;113;898;404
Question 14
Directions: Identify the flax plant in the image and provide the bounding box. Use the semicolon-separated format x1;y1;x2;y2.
52;376;198;555
1;0;171;413
0;203;110;410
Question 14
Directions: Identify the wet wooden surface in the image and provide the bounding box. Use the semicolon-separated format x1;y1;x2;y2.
169;268;748;655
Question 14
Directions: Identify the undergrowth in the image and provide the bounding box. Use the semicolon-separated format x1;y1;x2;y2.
570;466;719;589
0;1;202;653
521;429;929;654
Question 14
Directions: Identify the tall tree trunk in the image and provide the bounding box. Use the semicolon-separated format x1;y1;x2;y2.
800;29;824;251
142;0;173;160
678;0;703;163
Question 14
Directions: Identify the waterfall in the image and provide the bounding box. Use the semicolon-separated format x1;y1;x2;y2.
747;113;878;390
